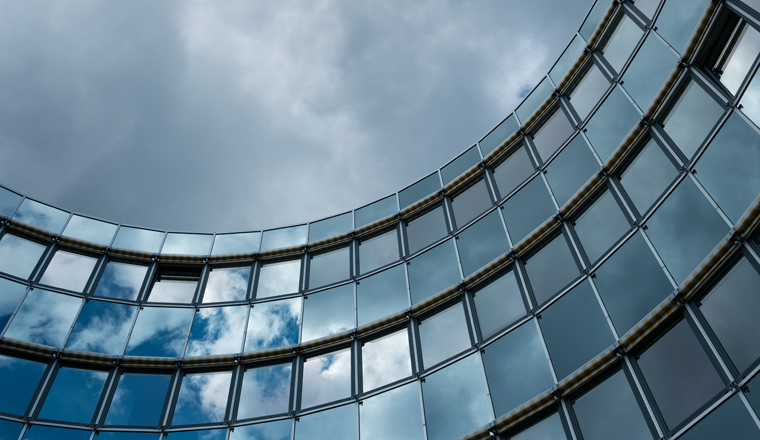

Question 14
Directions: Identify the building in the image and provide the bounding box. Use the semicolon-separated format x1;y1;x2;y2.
0;0;760;439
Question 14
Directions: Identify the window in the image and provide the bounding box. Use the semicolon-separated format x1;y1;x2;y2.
300;348;352;409
172;371;233;425
256;259;301;299
360;383;424;440
93;261;148;301
65;300;137;354
124;307;194;357
418;302;471;368
185;305;248;356
105;372;172;426
301;284;354;343
356;264;408;327
361;329;412;391
308;246;350;289
38;366;108;423
456;210;509;277
39;250;98;292
358;228;399;274
531;109;574;163
237;363;292;420
405;206;448;256
4;289;81;348
502;176;556;243
202;266;250;303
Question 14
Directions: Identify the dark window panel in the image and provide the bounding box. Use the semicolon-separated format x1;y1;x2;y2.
618;138;679;215
622;35;677;109
451;180;493;229
4;289;82;348
502;176;556;244
661;80;724;160
572;190;630;264
569;64;610;120
12;199;69;234
256;259;301;299
308;246;350;289
63;215;117;247
740;65;760;127
480;115;519;156
516;78;554;123
294;404;356;440
580;0;612;41
308;212;353;243
185;305;247;356
472;269;526;339
244;297;301;351
585;86;641;161
65;300;137;355
744;372;760;416
359;229;399;274
601;14;644;73
0;420;22;440
509;412;568;440
550;35;586;84
678;395;760;439
21;426;90;440
160;233;213;256
301;283;354;343
0;234;46;280
124;307;194;358
211;232;261;256
300;349;352;409
655;0;711;53
456;211;509;277
441;146;480;185
172;371;233;425
407;240;460;305
0;278;26;332
237;363;292;420
357;265;408;327
715;23;760;95
360;382;424;440
229;420;292;440
362;329;412;391
524;234;579;306
492;146;535;199
202;266;250;303
356;195;397;229
38;367;108;423
93;261;148;301
40;250;98;293
419;302;471;368
531;109;574;163
405;206;448;256
545;135;599;207
260;226;307;252
0;187;22;218
0;354;47;415
105;372;172;426
399;173;441;210
111;227;164;254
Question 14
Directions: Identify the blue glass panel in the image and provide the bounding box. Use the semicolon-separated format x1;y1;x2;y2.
357;265;408;327
202;266;250;303
358;229;399;275
22;426;90;440
300;349;352;409
572;190;630;263
308;247;350;290
531;109;574;163
362;330;411;391
0;187;22;218
229;420;291;440
622;35;677;109
419;303;471;368
40;250;98;292
301;284;354;343
39;367;108;423
66;300;137;354
256;259;301;299
656;0;710;53
165;430;226;440
294;404;356;440
4;289;82;348
472;270;526;338
93;261;148;301
0;234;46;280
457;211;509;277
491;146;535;199
124;307;194;358
105;372;172;426
661;81;724;160
479;114;519;155
260;226;308;252
308;213;353;243
63;215;117;247
585;86;640;161
618;138;678;215
405;206;448;256
111;227;164;254
441;146;480;185
360;383;424;440
96;432;158;440
172;371;232;426
0;354;47;415
545;135;599;207
237;363;292;420
185;305;248;356
211;232;261;256
407;240;460;305
568;64;610;120
516;78;553;123
524;234;579;306
580;0;609;41
0;419;23;440
510;413;568;440
502;176;555;243
0;277;27;331
550;36;586;84
244;298;301;352
12;199;69;234
602;14;644;73
679;395;760;440
355;195;397;229
399;173;441;209
161;233;214;255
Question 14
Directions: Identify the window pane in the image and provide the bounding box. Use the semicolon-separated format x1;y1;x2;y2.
482;321;554;416
301;284;354;343
679;395;760;440
399;173;440;210
472;270;525;338
165;430;226;440
585;86;641;161
743;372;760;418
442;146;480;185
456;211;509;277
301;348;352;409
308;247;350;289
356;195;397;228
740;64;760;127
531;109;574;163
211;232;261;256
161;233;213;255
0;278;26;331
357;265;408;327
309;213;353;243
256;259;301;299
124;307;194;357
260;226;307;252
0;234;45;280
4;289;81;347
229;420;292;440
0;187;22;218
516;78;553;123
407;240;460;305
662;81;724;160
63;215;117;246
105;372;172;426
148;277;197;303
550;35;586;84
539;281;614;379
656;0;710;53
479;115;519;156
545;135;599;207
12;199;68;233
569;64;610;120
405;206;448;256
65;300;137;354
111;227;164;254
524;235;579;306
244;298;301;351
39;250;98;292
237;363;292;420
0;354;47;415
580;0;610;41
172;371;232;425
623;35;677;108
419;302;471;368
0;420;22;440
294;404;356;440
511;412;567;440
38;367;108;423
421;354;491;440
185;305;247;356
93;261;148;301
97;433;159;440
362;329;411;391
360;382;424;440
359;229;399;274
619;138;678;215
492;146;535;199
502;176;556;243
451;180;492;229
632;0;659;18
573;190;630;263
718;23;760;95
21;426;90;440
602;14;644;73
203;266;250;303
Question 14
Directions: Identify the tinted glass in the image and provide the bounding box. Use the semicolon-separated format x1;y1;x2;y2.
656;0;710;53
294;404;356;440
237;363;292;420
5;289;81;347
524;234;579;305
569;64;610;120
0;278;26;331
419;302;471;368
211;232;261;256
300;348;352;409
0;354;47;415
492;146;535;199
531;109;574;163
550;35;586;83
0;187;22;218
545;135;599;206
619;138;678;215
148;277;197;303
0;234;45;279
21;426;90;440
451;180;492;229
105;372;172;426
355;195;397;228
165;430;226;440
472;270;525;338
308;246;350;289
362;329;411;391
585;86;640;160
308;212;353;243
0;419;22;440
407;240;460;305
742;65;760;127
244;298;301;351
679;395;760;440
357;264;408;327
441;146;480;185
502;176;556;243
511;412;567;440
161;233;213;255
256;259;301;299
479;114;519;155
456;211;509;277
632;0;659;18
39;367;108;423
602;14;644;73
744;372;760;418
572;190;630;263
580;0;610;41
260;226;307;252
229;420;292;440
93;261;148;301
662;81;724;160
359;229;398;274
185;305;247;356
39;250;98;292
111;227;164;254
399;173;441;209
301;283;354;343
97;433;160;440
12;199;69;233
360;382;424;440
516;78;553;123
66;300;137;354
124;307;194;357
720;24;760;95
405;206;448;256
623;35;677;108
203;266;250;303
172;371;232;425
63;215;117;246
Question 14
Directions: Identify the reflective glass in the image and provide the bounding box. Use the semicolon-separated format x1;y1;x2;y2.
148;277;197;303
572;190;630;263
357;265;408;327
619;138;678;215
545;135;599;207
492;146;535;199
531;109;574;163
308;246;350;289
718;23;760;95
585;86;641;160
360;382;424;440
580;0;610;41
256;259;301;299
66;300;137;354
516;78;553;123
419;302;471;368
524;234;579;305
172;371;232;425
456;210;509;277
569;65;610;120
407;240;460;305
0;234;46;279
510;413;567;440
636;320;724;429
695;112;760;222
482;321;554;416
294;404;356;440
165;430;226;440
308;212;353;243
300;348;352;409
645;179;727;283
39;250;98;292
358;229;399;274
105;372;172;426
451;180;493;230
744;372;760;418
662;81;724;160
229;420;292;440
38;367;108;423
185;305;247;356
405;206;448;256
63;215;117;246
632;0;659;18
4;289;81;347
479;114;519;155
472;270;525;338
679;395;760;440
602;15;644;73
237;363;292;420
421;354;491;440
539;281;614;379
0;354;47;415
362;329;411;391
656;0;710;53
244;298;301;351
0;419;22;440
111;227;164;254
0;187;22;218
124;307;194;357
399;173;440;209
301;284;354;343
0;278;26;331
260;226;308;252
550;35;586;84
161;233;213;255
93;261;148;301
203;266;250;303
12;199;69;233
442;146;481;185
502;176;556;243
740;66;760;127
572;369;653;440
355;195;397;228
211;232;261;256
97;433;159;440
622;35;677;108
21;426;90;440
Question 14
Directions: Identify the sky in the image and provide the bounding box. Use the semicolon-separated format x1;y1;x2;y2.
0;0;595;233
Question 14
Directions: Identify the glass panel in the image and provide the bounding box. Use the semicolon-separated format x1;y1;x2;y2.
419;302;471;368
698;257;760;372
510;413;567;440
40;250;98;292
572;190;630;263
211;232;261;255
357;265;408;327
645;179;728;283
679;395;760;440
601;14;644;73
38;367;108;423
165;430;226;440
573;369;654;440
407;240;460;305
294;404;356;440
0;420;23;440
172;371;232;425
718;23;760;95
744;372;760;418
492;146;535;199
124;307;194;357
619;138;679;215
502;176;556;243
479;114;519;155
256;259;301;299
97;433;160;440
105;372;172;426
451;180;492;229
93;261;148;301
5;289;81;347
593;233;672;333
260;225;307;252
12;199;69;233
482;321;554;416
355;195;397;229
622;35;677;108
636;320;724;429
309;212;353;243
545;135;599;206
472;270;525;338
456;211;509;277
585;86;641;160
0;354;47;415
580;0;610;41
441;146;480;185
360;382;424;440
524;234;579;305
740;66;760;127
662;81;724;160
161;233;213;255
148;276;197;303
0;234;46;279
185;305;247;356
203;266;250;303
21;426;90;440
632;0;659;18
569;65;609;120
405;206;448;255
302;284;354;343
63;215;117;246
550;35;586;84
229;420;292;440
237;363;292;420
359;229;398;274
421;354;491;440
111;227;164;254
66;300;137;354
300;348;352;409
516;78;553;123
308;247;350;289
362;329;411;391
531;109;574;163
695;112;760;222
399;173;440;210
539;281;614;379
656;0;710;53
0;187;22;218
244;298;301;351
0;278;26;331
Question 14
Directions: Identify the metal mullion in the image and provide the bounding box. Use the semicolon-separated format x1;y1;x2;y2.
161;370;182;427
0;285;31;337
450;236;466;282
686;172;734;228
737;390;760;432
513;260;535;312
27;358;59;419
669;388;735;439
180;308;196;359
623;355;665;438
93;366;120;427
227;363;243;423
193;263;210;305
239;304;252;354
417;380;430;440
540;172;561;212
562;222;587;272
578;129;604;166
58;212;74;237
59;296;87;349
120;303;143;356
496;205;514;249
139;262;159;303
586;278;620;340
354;338;361;397
475;348;497;421
683;302;736;383
29;243;57;285
638;227;680;289
559;399;580;440
533;316;559;385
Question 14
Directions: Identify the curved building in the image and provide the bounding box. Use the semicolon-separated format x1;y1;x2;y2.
1;0;760;439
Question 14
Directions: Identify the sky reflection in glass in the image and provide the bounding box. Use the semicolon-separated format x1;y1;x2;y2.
256;259;301;299
229;420;292;440
203;266;250;303
165;430;226;440
301;284;354;343
244;298;301;351
661;80;724;160
584;86;640;160
502;176;555;243
39;250;97;292
545;135;599;207
357;264;408;327
601;14;643;73
66;300;137;354
124;307;194;357
456;210;509;277
0;234;46;280
510;413;567;440
172;371;232;425
0;278;27;332
622;35;676;108
360;382;424;440
0;419;22;440
569;64;609;120
161;233;213;255
62;215;117;246
479;115;518;156
4;288;81;347
355;195;397;229
358;229;399;274
407;240;460;305
572;190;630;263
0;187;22;218
12;199;69;233
308;246;350;290
185;305;247;356
0;354;47;415
619;138;678;215
93;261;148;301
405;206;448;256
21;426;90;440
260;226;307;252
419;303;471;369
294;404;356;440
524;234;579;305
451;179;493;229
148;278;197;303
308;212;352;243
105;372;172;426
301;348;352;409
111;227;164;254
362;329;411;391
211;232;261;256
472;269;525;338
492;146;535;199
38;367;108;423
238;363;292;420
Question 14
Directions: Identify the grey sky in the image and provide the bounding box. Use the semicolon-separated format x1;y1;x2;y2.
0;0;594;233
